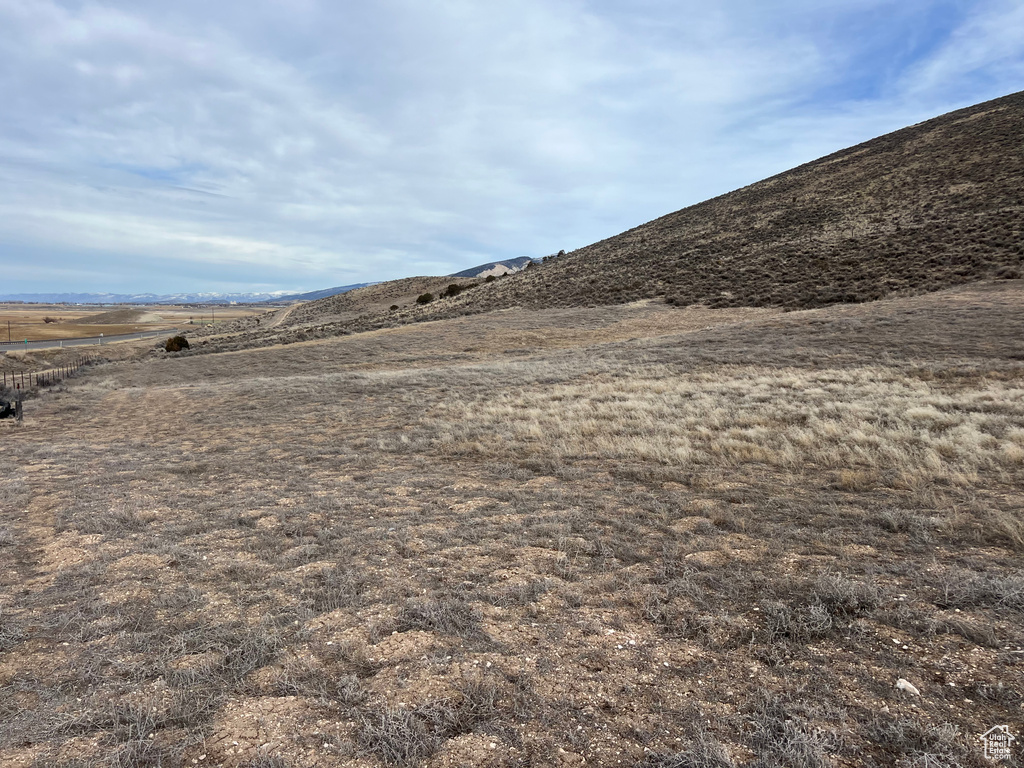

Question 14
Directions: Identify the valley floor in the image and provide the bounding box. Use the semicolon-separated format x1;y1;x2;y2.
2;282;1023;767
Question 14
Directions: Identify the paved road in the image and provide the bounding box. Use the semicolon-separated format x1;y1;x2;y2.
0;328;179;352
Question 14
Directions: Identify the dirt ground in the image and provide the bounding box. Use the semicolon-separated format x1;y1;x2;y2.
1;282;1022;767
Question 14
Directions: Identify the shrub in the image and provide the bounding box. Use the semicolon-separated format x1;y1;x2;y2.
749;693;837;768
304;565;367;612
994;265;1022;279
357;705;438;766
239;752;291;768
416;293;434;305
220;625;282;682
443;283;463;298
390;304;399;311
165;335;190;352
392;597;483;639
485;275;496;283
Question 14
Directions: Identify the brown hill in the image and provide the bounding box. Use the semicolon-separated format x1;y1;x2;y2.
286;276;483;327
434;90;1023;315
198;90;1022;353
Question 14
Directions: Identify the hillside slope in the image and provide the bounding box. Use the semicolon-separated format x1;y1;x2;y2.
285;276;484;327
198;91;1023;352
439;90;1022;314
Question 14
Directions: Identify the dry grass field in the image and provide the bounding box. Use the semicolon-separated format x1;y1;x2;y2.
2;281;1022;767
0;305;269;343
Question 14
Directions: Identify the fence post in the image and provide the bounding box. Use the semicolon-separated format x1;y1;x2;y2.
15;395;22;422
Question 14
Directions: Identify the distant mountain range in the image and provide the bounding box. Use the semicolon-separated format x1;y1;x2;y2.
267;283;375;302
0;291;291;305
0;287;373;305
1;260;546;306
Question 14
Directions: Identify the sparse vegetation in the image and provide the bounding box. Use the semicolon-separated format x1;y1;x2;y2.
4;92;1024;766
4;281;1023;766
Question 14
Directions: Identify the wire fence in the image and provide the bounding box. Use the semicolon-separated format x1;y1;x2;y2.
1;355;94;394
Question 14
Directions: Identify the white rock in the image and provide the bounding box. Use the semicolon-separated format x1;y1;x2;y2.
896;678;921;696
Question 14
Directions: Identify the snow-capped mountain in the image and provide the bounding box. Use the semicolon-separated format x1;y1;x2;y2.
0;291;296;305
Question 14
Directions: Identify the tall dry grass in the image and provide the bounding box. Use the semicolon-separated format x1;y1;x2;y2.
429;365;1024;487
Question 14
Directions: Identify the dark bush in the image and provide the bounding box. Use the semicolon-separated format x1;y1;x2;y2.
994;265;1022;279
416;293;434;305
165;335;190;352
485;275;496;283
443;283;463;298
390;304;399;311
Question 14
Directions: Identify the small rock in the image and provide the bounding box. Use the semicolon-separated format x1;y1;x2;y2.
896;678;920;696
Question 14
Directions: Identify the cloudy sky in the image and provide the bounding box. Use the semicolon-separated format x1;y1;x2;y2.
1;0;1022;294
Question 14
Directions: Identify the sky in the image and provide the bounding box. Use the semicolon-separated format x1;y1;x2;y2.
1;0;1022;295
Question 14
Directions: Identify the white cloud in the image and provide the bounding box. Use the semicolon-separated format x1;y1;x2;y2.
0;0;1021;292
899;0;1024;98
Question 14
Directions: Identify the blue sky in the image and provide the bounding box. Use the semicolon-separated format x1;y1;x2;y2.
0;0;1022;295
